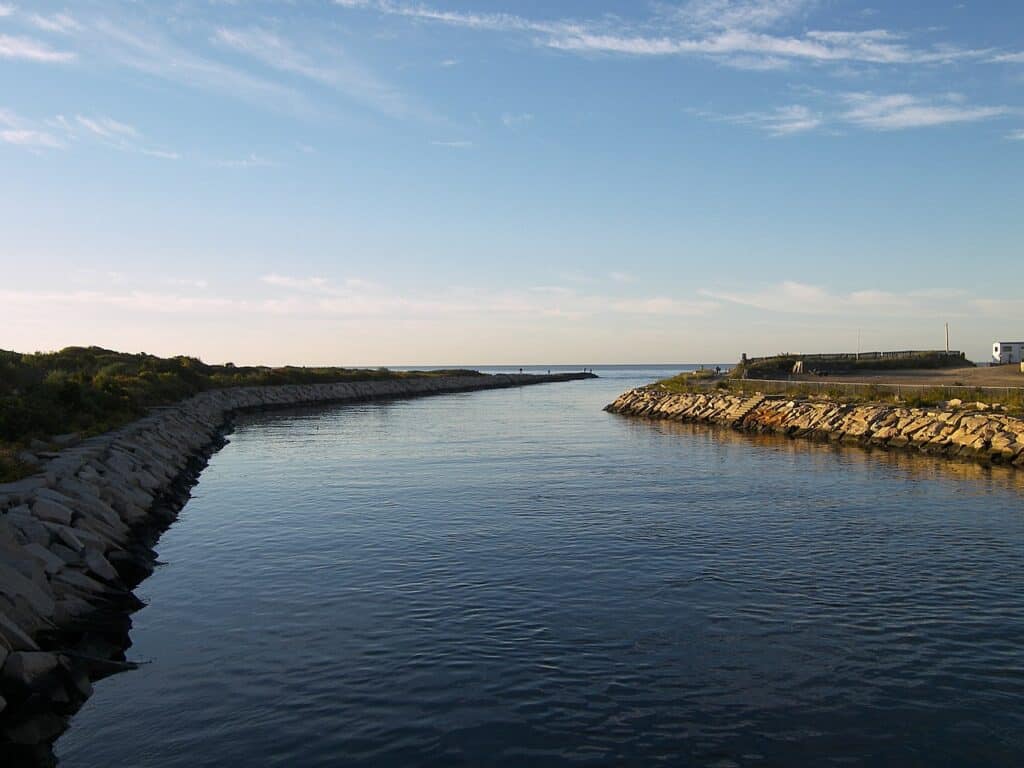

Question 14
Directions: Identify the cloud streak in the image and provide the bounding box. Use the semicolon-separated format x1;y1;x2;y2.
334;0;987;70
213;26;422;120
0;32;75;62
698;92;1010;135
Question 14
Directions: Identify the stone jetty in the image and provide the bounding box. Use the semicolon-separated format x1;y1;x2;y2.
606;388;1024;468
0;372;594;758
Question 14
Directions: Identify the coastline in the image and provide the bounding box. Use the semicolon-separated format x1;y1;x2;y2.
0;372;594;758
606;388;1024;469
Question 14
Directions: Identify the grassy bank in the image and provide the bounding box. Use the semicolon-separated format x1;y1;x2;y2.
654;371;1024;414
0;346;477;482
734;351;969;378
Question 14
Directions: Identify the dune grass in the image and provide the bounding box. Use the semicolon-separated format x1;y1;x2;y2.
0;346;478;482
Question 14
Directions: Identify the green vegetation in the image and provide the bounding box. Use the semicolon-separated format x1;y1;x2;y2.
732;351;970;379
0;346;479;482
652;372;1024;414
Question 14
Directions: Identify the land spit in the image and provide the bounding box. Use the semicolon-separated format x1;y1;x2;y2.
0;372;594;761
606;388;1024;470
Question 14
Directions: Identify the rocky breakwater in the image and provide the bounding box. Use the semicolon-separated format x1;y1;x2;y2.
0;372;594;760
606;388;1024;469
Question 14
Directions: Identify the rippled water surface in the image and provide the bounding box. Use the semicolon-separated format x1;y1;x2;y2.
56;366;1024;766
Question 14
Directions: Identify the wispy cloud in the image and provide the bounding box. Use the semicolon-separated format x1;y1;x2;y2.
213;26;421;120
990;52;1024;64
701;280;964;317
74;115;138;139
1;128;65;149
0;32;75;62
2;108;178;158
1007;129;1024;141
27;12;81;34
335;0;986;70
0;109;65;149
697;91;1008;135
0;5;14;18
840;92;1009;130
261;274;331;290
501;112;534;128
216;153;276;169
75;18;312;116
431;139;473;148
700;103;823;135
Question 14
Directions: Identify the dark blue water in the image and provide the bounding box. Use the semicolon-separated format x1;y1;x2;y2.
56;366;1024;766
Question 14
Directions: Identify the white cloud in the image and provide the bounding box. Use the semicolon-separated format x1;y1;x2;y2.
216;153;276;168
27;12;80;34
698;92;1008;135
991;52;1024;64
610;297;719;316
75;115;138;139
671;0;815;32
840;92;1008;130
704;103;822;135
261;274;331;290
335;1;986;69
1007;129;1024;141
0;32;75;62
213;26;420;119
0;128;64;149
0;5;13;18
701;281;964;317
431;139;473;147
80;19;312;117
501;112;533;128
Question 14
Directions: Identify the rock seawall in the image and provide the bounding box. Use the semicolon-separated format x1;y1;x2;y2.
606;388;1024;468
0;372;592;758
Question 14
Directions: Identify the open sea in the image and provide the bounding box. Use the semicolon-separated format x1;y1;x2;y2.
54;365;1024;766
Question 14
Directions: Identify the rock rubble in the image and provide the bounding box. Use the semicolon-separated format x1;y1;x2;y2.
605;388;1024;468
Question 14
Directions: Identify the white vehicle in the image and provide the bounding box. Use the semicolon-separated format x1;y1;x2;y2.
992;341;1024;365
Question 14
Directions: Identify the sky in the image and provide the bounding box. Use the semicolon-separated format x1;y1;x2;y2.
2;0;1022;365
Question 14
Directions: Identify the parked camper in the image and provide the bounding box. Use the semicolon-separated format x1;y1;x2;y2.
992;341;1024;365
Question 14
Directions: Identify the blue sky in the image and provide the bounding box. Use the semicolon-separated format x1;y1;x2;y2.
2;0;1022;364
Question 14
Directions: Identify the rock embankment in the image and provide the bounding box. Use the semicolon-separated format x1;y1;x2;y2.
0;372;593;757
606;388;1024;468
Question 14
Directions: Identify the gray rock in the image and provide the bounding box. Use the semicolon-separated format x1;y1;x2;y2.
2;711;66;745
22;543;65;575
84;549;119;582
16;451;40;466
0;614;39;651
0;560;55;618
41;521;84;552
49;542;82;566
2;650;59;688
32;497;73;526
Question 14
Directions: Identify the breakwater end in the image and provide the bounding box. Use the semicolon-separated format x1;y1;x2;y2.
0;372;594;759
606;388;1024;469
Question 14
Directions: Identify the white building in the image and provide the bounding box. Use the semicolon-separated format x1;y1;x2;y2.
992;341;1024;364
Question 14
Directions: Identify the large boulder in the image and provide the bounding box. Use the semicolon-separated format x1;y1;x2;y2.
2;651;59;689
31;498;73;526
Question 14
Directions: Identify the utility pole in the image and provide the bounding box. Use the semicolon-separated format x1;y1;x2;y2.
857;328;861;361
945;322;950;354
